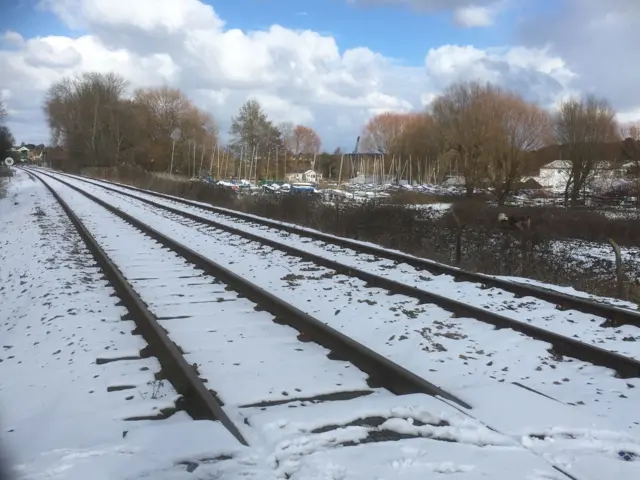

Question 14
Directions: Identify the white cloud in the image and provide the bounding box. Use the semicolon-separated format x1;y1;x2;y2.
424;44;578;109
2;31;25;47
452;6;494;27
1;0;635;148
517;0;640;116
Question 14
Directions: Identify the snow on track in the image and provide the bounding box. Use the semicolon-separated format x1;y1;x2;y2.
73;174;640;354
47;173;640;450
6;172;580;480
241;393;558;479
40;173;376;410
17;172;583;479
0;170;219;468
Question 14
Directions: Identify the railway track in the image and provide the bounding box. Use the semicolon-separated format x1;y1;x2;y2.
24;168;640;479
58;169;640;328
44;170;640;375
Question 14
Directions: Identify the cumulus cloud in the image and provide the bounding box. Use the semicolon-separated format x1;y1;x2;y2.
425;45;578;108
0;0;629;148
518;0;640;113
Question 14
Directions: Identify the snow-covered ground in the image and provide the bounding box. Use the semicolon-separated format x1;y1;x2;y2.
69;173;640;344
406;202;453;218
35;170;640;476
4;168;640;479
0;170;247;478
547;239;640;283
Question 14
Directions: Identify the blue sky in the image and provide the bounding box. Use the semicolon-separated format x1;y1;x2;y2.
1;0;546;64
9;0;624;151
212;0;514;60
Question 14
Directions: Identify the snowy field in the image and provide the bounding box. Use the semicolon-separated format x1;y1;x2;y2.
548;239;640;285
2;168;640;479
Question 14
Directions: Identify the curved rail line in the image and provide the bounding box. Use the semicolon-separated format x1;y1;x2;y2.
42;169;640;379
65;170;640;329
29;168;472;424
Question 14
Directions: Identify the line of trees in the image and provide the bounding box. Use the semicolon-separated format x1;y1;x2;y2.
42;72;323;178
41;71;639;205
359;82;630;205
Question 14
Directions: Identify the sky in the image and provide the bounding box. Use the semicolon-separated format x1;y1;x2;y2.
0;0;639;151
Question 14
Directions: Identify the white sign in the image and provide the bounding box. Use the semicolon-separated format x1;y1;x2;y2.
4;157;14;166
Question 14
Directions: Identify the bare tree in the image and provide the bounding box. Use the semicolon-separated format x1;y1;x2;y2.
393;112;450;183
290;125;321;155
486;91;551;205
279;121;294;150
360;112;410;155
432;81;500;196
553;95;620;205
44;72;130;170
43;74;217;174
289;124;321;172
133;86;217;172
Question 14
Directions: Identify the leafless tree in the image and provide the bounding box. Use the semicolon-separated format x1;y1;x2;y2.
288;124;321;172
43;75;217;173
360;112;411;155
486;91;551;204
553;95;620;205
44;72;129;170
432;81;501;196
133;86;217;172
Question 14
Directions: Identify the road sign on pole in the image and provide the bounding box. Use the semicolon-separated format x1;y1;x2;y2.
4;157;14;166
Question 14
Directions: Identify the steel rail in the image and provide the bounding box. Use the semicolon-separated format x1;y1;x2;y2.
70;171;640;329
48;169;640;379
33;168;471;413
24;168;248;445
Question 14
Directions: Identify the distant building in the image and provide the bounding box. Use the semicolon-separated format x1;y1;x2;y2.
10;146;30;161
286;169;322;183
532;160;572;189
526;159;633;192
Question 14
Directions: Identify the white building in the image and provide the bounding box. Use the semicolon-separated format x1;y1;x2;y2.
529;159;631;192
533;160;572;190
286;169;322;183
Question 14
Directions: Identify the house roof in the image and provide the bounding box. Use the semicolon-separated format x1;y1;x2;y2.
541;160;571;169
